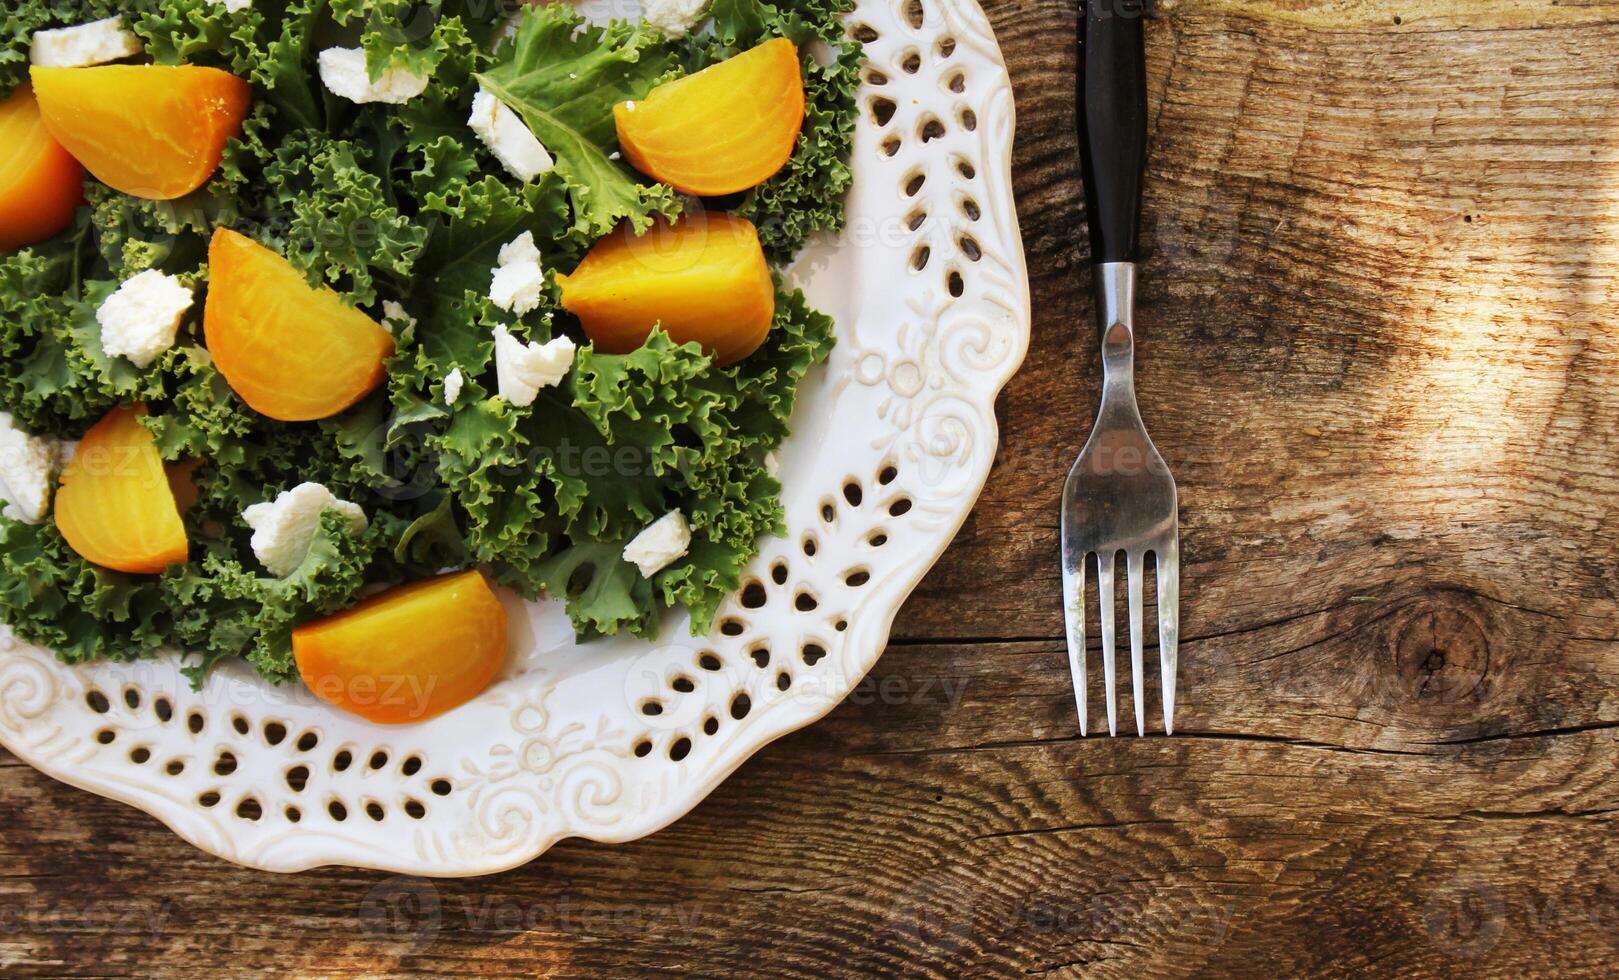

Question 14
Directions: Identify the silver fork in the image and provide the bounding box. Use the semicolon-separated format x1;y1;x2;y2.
1061;0;1180;736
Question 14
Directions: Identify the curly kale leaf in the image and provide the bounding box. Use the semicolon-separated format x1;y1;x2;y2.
398;174;573;383
139;350;416;535
259;132;428;306
0;242;174;437
0;512;381;687
686;0;861;261
129;0;265;76
476;4;683;238
418;275;833;638
166;512;384;685
540;285;833;633
534;541;656;639
0;520;166;665
575;288;834;626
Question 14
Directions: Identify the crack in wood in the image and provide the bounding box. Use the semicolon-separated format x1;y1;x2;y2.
1417;720;1619;747
1417;807;1619;823
1166;730;1434;757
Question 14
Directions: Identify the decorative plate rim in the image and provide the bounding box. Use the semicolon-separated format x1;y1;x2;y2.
0;0;1029;876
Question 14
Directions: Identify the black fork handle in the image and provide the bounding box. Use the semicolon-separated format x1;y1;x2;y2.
1079;0;1149;265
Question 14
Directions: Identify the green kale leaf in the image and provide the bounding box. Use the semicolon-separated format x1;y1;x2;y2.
683;0;861;261
475;4;683;238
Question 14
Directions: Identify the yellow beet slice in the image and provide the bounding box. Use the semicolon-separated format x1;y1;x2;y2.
292;570;510;725
557;213;776;365
55;405;189;575
31;65;250;201
0;82;83;251
205;228;395;422
615;38;805;197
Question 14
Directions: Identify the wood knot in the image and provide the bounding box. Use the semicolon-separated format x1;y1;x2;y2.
1387;598;1492;705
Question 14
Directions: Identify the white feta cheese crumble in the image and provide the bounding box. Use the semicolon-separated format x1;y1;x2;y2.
492;326;576;407
468;86;554;182
498;230;542;268
489;231;546;315
444;368;464;406
30;17;143;68
218;0;253;11
623;510;692;578
0;413;58;526
317;47;430;105
381;299;416;335
96;270;195;368
643;0;710;39
243;483;369;578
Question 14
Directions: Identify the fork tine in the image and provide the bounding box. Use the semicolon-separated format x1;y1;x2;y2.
1097;551;1118;736
1127;550;1145;737
1157;534;1181;735
1061;555;1088;736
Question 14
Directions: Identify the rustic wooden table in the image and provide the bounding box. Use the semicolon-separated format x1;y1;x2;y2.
5;0;1618;975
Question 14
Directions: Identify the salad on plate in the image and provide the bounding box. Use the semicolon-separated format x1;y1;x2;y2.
0;0;861;723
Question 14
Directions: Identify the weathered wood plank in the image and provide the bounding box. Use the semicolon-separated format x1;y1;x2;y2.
4;1;1618;976
5;641;1619;976
901;0;1619;655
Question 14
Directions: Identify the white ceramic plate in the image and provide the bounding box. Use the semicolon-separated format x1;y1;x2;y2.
0;0;1028;875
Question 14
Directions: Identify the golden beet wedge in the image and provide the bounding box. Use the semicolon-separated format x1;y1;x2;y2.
557;213;776;365
0;82;83;252
292;570;510;725
614;37;805;197
55;405;189;575
30;65;250;201
205;228;395;422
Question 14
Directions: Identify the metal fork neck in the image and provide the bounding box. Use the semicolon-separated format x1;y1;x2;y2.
1094;261;1137;391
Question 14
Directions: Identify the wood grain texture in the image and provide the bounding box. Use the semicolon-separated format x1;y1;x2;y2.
5;1;1619;976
